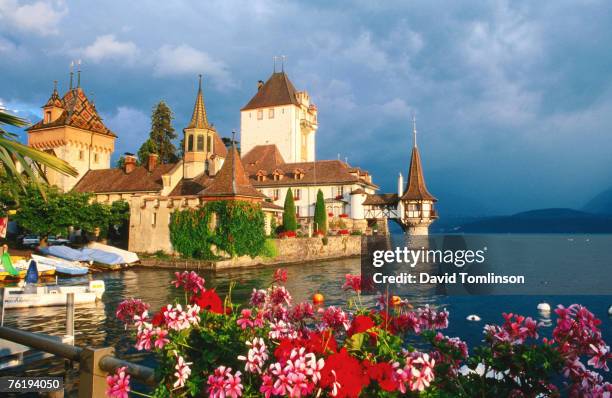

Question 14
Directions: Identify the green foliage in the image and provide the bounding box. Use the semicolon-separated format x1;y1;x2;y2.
149;101;178;163
137;138;158;166
261;239;278;258
169;201;267;259
115;155;125;169
12;185;129;238
282;188;297;232
314;189;327;234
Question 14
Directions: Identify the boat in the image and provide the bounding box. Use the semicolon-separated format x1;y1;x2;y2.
31;254;89;276
0;252;26;281
39;245;91;262
87;242;139;264
80;247;126;270
14;259;56;278
1;280;105;309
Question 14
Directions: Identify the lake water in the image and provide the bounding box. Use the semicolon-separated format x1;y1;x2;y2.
1;237;611;395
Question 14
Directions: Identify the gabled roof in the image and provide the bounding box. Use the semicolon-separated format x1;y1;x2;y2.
242;144;285;171
199;145;265;199
186;76;209;129
44;83;63;108
401;146;436;201
28;88;115;137
241;72;300;111
72;162;176;193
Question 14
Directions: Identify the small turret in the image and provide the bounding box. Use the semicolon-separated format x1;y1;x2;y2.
42;81;64;124
400;117;437;235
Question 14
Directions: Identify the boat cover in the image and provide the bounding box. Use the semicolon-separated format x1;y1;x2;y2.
1;252;19;275
40;245;91;262
87;242;139;264
25;260;38;283
81;248;124;265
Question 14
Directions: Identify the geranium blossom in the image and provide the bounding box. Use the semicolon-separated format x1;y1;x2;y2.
273;268;288;283
173;355;192;388
106;366;130;398
207;366;243;398
342;274;361;293
261;347;324;397
172;271;205;294
395;351;435;392
115;298;150;327
238;337;269;374
320;306;350;331
153;327;169;349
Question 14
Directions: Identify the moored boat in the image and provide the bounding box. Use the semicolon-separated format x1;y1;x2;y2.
31;254;89;276
1;280;105;309
87;242;139;264
14;259;56;278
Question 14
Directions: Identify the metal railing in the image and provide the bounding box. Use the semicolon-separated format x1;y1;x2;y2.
0;289;156;397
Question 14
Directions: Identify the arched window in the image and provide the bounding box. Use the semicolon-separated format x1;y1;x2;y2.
207;136;212;152
187;135;194;151
197;135;204;151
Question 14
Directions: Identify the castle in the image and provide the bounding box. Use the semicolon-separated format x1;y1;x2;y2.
27;68;437;253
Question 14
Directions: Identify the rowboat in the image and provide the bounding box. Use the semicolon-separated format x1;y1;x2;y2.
87;242;139;264
1;280;105;309
14;260;56;278
31;254;89;276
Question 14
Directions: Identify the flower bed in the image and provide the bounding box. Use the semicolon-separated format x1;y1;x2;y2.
339;214;348;218
338;229;349;235
110;270;611;397
277;231;297;239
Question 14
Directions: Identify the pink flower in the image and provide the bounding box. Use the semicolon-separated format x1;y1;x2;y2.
587;343;610;371
273;268;288;283
173;355;192;388
238;337;269;374
135;325;153;351
261;347;324;397
342;274;361;293
207;366;243;398
289;302;315;323
115;298;150;327
153;328;169;349
269;286;292;306
172;271;206;294
237;309;255;330
269;320;298;340
417;305;449;330
320;306;350;331
395;351;435;392
106;366;130;398
250;289;267;307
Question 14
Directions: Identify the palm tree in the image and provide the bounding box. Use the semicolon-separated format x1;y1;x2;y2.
0;108;78;199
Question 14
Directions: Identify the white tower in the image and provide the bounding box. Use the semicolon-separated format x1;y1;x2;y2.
240;71;318;162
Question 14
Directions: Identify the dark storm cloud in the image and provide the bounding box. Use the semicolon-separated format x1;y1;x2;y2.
1;0;611;215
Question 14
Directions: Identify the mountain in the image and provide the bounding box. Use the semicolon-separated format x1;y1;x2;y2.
454;208;612;233
583;187;612;215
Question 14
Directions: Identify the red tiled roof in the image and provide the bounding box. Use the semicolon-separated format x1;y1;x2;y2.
199;145;265;199
72;163;176;193
28;88;115;137
241;72;300;111
169;172;212;196
401;146;436;201
362;193;399;206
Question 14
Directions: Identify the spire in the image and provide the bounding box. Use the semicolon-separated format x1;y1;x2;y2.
69;61;74;90
77;59;81;88
401;119;436;202
44;80;63;108
187;74;209;129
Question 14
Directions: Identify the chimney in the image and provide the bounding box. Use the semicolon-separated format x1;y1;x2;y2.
147;153;158;172
124;154;136;174
257;80;264;90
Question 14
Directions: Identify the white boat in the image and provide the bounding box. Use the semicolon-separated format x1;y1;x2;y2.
13;259;56;278
31;254;89;276
87;242;139;264
2;281;105;309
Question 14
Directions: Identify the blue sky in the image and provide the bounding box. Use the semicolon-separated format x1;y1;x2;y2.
1;0;611;215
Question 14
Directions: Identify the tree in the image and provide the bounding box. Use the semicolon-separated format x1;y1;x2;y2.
115;155;126;169
0;108;77;201
314;189;327;234
137;138;158;166
149;101;177;163
282;188;297;232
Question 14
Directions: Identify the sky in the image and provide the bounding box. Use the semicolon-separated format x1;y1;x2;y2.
1;0;611;216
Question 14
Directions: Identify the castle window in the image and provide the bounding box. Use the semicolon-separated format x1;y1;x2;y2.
187;134;194;151
94;153;99;163
45;111;51;123
197;135;204;151
268;108;274;119
256;170;267;182
273;169;284;181
272;189;280;201
152;212;157;226
79;150;84;160
257;109;263;120
207;136;212;152
205;160;210;172
294;188;301;200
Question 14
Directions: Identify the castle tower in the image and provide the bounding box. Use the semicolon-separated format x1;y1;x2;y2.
183;75;227;179
400;117;437;235
240;71;318;163
27;72;116;192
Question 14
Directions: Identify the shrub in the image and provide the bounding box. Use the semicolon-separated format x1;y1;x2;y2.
314;189;327;235
350;230;362;236
282;188;297;232
260;239;278;258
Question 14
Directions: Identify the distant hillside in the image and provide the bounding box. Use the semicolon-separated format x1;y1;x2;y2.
455;208;612;233
583;187;612;215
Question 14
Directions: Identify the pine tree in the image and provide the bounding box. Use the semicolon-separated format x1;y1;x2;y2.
137;139;157;166
149;101;177;163
282;188;297;232
314;189;327;234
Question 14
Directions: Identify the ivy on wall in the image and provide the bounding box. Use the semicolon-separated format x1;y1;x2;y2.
169;200;266;260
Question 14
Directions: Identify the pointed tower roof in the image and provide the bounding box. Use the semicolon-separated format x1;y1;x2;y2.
186;75;210;129
401;119;436;201
44;81;63;108
241;72;299;111
199;141;265;199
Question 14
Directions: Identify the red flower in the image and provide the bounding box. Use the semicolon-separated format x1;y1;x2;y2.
273;268;288;283
304;330;338;355
274;338;299;363
320;348;370;398
348;315;377;337
364;361;398;392
191;289;224;314
151;308;165;327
